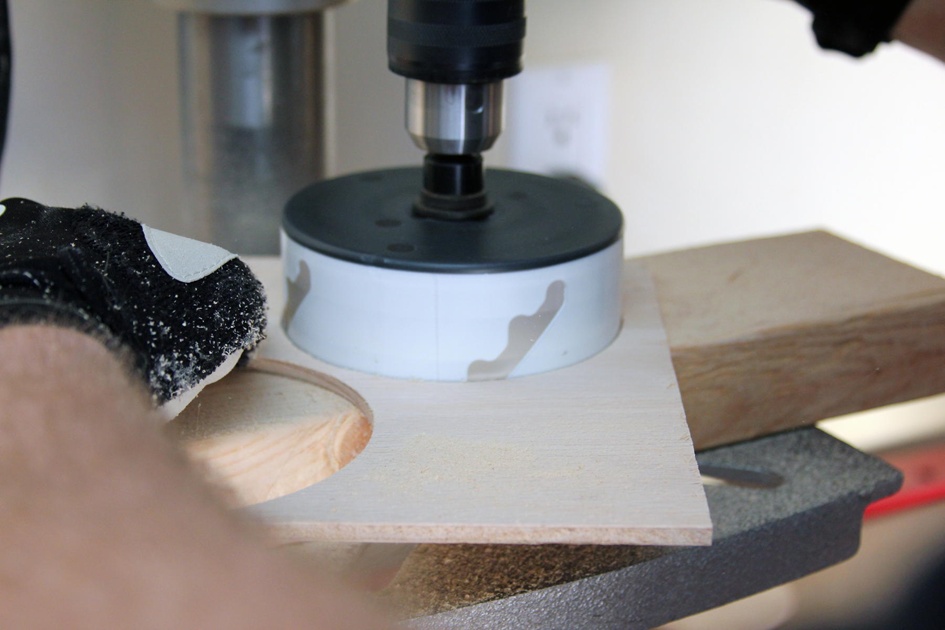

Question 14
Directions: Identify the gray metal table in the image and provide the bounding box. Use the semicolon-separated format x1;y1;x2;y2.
403;428;901;628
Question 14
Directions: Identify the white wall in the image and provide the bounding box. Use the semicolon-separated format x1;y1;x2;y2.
1;0;181;230
4;0;945;273
550;0;945;270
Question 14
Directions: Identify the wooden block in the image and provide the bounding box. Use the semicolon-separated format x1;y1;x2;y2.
644;231;945;450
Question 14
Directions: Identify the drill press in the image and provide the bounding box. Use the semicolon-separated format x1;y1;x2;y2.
282;0;625;380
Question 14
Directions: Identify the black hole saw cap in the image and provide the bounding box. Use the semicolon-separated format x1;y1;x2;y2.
388;0;526;84
282;167;624;274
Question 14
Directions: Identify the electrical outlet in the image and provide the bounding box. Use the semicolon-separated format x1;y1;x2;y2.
507;63;611;189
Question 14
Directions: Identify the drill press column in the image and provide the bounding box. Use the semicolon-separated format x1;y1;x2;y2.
154;0;345;254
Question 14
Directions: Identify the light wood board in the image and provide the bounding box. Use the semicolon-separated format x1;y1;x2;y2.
225;257;712;547
645;230;945;450
173;231;945;547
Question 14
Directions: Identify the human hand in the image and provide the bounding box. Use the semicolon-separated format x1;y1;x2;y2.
0;197;266;417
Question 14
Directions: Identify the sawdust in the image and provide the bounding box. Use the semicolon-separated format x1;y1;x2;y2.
382;543;667;618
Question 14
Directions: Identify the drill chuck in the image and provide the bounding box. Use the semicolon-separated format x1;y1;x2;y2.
389;0;525;157
387;0;525;85
388;0;526;219
406;79;503;155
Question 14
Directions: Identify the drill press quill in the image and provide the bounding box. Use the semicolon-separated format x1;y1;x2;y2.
282;0;624;380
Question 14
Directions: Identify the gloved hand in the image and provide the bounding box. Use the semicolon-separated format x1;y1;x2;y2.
0;197;266;417
794;0;913;57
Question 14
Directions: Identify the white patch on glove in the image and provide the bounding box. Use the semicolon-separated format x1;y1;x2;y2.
142;225;237;284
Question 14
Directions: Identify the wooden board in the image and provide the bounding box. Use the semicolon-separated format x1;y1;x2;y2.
173;230;945;545
204;257;710;546
645;231;945;450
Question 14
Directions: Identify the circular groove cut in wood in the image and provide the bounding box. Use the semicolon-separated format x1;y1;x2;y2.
168;358;373;507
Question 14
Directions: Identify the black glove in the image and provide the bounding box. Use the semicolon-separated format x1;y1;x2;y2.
795;0;913;57
0;198;266;416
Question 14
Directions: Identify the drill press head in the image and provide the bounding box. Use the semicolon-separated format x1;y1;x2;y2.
280;0;625;381
388;0;524;152
388;0;525;219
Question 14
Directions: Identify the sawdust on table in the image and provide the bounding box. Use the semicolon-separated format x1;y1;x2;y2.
382;542;666;618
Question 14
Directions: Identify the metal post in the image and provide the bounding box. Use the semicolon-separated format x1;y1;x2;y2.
177;12;329;254
155;0;348;254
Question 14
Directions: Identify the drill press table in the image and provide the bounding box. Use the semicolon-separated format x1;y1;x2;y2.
398;427;901;628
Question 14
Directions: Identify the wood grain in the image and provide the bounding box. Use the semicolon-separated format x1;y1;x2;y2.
644;231;945;449
174;258;712;548
173;231;945;545
169;359;373;507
